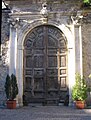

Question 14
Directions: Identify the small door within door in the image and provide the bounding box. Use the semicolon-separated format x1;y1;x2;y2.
23;25;68;105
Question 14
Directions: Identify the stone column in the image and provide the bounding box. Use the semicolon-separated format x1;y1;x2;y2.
69;13;83;106
9;24;17;75
70;12;83;77
16;45;23;107
74;24;83;76
9;21;23;107
67;25;76;106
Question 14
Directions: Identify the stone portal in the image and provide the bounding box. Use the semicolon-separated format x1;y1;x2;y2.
23;25;68;105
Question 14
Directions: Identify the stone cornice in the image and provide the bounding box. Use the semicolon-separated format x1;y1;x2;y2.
8;9;91;26
8;10;82;18
9;9;91;16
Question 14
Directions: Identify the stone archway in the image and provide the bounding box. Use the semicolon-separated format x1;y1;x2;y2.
16;20;76;106
23;25;68;105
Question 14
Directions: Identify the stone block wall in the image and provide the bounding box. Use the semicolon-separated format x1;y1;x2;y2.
5;0;82;12
82;22;91;86
0;10;10;106
82;13;91;105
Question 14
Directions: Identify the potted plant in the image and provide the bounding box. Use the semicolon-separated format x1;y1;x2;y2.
72;73;88;109
5;74;18;109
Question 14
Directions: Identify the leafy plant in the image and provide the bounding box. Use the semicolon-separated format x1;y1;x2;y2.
5;74;18;100
83;0;91;5
83;0;91;4
72;73;88;101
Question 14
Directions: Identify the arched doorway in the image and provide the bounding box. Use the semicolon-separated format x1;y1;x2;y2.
23;25;68;105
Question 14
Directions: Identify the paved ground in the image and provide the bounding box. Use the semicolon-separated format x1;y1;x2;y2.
0;105;91;120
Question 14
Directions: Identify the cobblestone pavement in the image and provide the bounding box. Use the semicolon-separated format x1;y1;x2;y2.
0;105;91;120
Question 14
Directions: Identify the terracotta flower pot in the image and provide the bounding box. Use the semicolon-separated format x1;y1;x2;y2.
7;100;16;109
76;101;85;109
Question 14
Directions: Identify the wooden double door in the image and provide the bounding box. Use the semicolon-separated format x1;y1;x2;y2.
23;25;68;105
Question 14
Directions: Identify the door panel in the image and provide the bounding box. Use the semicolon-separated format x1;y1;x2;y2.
23;25;68;105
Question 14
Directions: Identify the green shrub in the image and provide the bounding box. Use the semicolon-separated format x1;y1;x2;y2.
72;73;88;101
5;74;18;100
